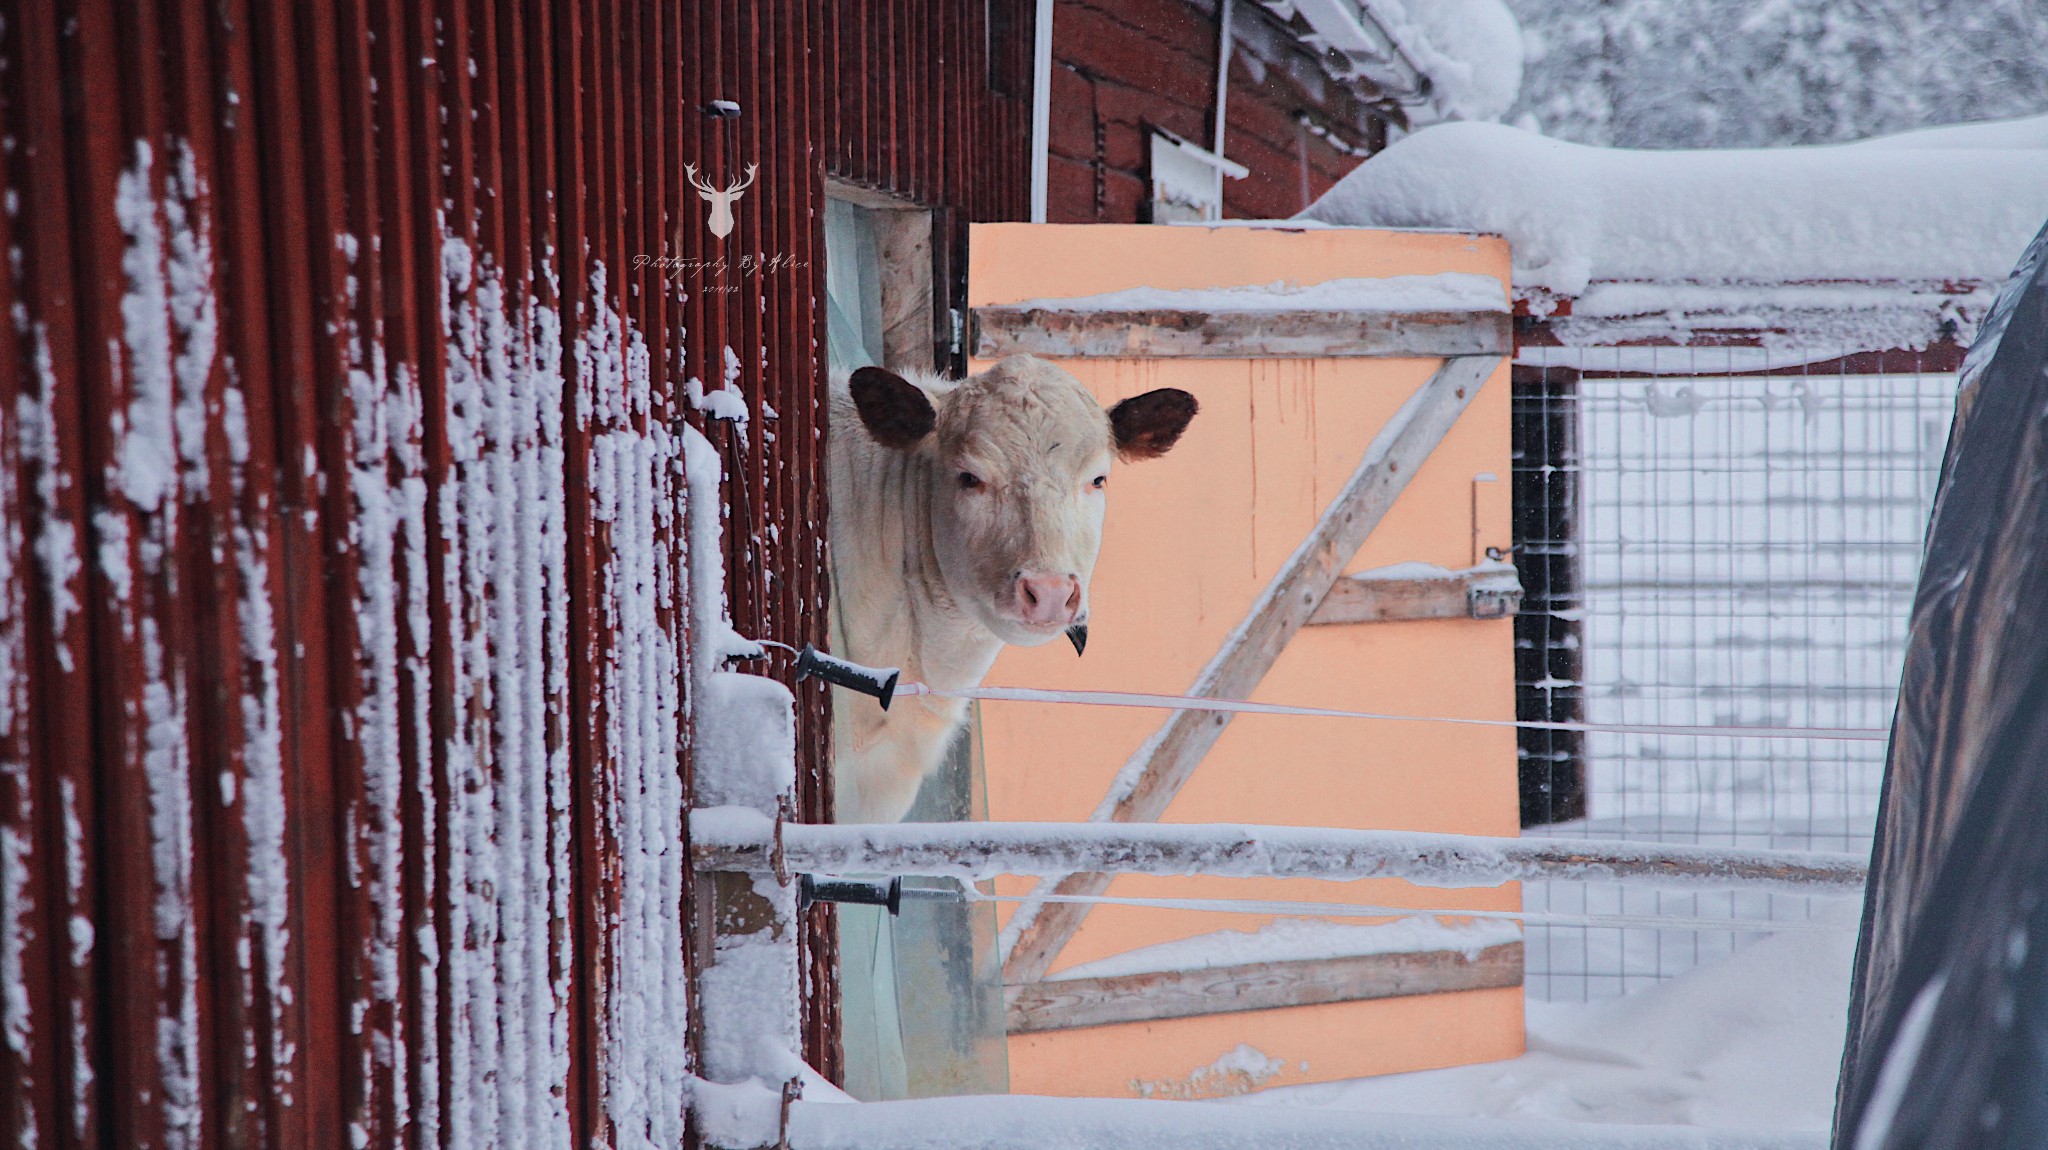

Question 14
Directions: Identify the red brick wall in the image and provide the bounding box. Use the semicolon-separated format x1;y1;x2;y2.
1046;0;1392;223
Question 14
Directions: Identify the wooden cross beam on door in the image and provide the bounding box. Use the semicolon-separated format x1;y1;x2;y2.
998;353;1506;986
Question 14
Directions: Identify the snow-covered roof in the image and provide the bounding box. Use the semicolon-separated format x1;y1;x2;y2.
1300;117;2048;296
1261;0;1524;124
1356;0;1523;123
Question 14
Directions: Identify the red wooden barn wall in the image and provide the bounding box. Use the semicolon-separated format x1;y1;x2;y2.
0;3;1028;1150
704;0;1035;1086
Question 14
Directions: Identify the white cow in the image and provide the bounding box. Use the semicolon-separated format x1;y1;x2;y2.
827;354;1197;822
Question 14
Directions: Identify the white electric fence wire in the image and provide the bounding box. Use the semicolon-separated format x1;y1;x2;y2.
965;889;1855;934
898;681;1890;742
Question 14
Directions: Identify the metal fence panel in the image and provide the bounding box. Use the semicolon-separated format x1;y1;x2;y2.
1515;347;1955;1002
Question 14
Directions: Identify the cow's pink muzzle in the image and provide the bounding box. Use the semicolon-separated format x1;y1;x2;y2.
1013;571;1083;628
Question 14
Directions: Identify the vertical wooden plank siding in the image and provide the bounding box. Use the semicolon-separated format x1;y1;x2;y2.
0;1;1029;1145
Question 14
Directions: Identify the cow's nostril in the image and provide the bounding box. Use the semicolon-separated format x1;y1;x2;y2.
1021;582;1040;608
1064;583;1082;613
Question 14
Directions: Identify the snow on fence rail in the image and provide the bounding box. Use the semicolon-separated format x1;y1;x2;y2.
690;809;1869;895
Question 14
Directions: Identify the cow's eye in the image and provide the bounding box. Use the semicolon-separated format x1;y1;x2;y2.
1090;475;1107;490
957;471;984;491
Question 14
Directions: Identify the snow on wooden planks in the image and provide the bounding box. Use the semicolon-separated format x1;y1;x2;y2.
971;272;1512;359
1306;561;1524;624
973;303;1511;359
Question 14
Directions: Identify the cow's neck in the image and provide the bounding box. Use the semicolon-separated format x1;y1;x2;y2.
831;440;1004;694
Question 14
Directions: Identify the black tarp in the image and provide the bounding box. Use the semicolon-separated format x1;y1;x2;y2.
1833;219;2048;1149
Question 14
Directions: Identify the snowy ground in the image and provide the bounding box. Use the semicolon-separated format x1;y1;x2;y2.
793;916;1855;1148
1242;904;1859;1133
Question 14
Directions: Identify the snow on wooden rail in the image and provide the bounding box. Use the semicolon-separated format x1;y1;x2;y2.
1305;560;1523;624
972;273;1512;359
689;810;1869;895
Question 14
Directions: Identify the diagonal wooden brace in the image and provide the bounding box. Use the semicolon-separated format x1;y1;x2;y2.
999;354;1504;986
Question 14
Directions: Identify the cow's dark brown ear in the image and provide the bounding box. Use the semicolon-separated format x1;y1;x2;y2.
1110;388;1198;461
849;366;936;449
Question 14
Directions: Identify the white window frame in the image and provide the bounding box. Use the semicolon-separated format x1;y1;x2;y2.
1148;127;1249;224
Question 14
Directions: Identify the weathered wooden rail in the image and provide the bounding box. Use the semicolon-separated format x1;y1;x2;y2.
695;811;1864;1041
1004;942;1526;1034
690;811;1871;895
972;302;1513;359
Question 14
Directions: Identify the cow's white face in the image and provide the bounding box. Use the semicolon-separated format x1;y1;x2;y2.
848;355;1197;650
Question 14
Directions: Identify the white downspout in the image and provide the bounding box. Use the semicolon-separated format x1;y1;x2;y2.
1212;0;1234;157
1030;0;1054;223
1209;0;1235;218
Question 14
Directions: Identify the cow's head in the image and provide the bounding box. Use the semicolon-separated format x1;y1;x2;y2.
849;355;1197;650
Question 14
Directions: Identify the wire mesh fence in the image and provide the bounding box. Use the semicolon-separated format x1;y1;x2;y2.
1512;345;1957;1002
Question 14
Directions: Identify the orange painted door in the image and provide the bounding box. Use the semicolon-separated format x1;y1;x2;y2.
969;222;1523;1098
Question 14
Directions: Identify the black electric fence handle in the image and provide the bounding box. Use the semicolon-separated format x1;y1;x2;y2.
798;875;903;915
793;644;901;710
796;875;964;915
